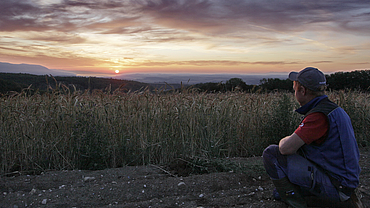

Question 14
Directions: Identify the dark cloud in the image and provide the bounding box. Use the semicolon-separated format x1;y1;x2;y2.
0;0;134;32
214;0;370;34
1;0;369;35
137;0;213;20
0;0;43;31
137;0;212;16
136;0;228;34
95;0;363;39
61;0;127;10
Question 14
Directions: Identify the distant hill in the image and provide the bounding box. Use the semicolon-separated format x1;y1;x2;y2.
0;62;76;77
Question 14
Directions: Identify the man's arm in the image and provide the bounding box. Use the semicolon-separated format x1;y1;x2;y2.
279;133;305;155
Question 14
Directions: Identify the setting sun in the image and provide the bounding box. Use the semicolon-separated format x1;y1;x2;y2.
115;70;119;74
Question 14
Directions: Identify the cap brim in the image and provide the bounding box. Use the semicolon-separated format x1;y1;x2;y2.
288;72;298;81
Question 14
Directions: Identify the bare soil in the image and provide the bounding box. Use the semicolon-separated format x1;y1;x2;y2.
1;149;369;208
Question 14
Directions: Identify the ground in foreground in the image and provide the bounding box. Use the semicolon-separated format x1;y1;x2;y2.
1;150;369;208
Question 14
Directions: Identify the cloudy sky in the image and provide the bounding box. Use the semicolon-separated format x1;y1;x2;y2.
0;0;369;77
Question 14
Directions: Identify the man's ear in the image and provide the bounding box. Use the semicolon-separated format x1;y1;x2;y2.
299;85;307;95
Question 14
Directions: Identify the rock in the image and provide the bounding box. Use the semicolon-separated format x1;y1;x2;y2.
248;192;255;196
177;182;186;187
83;177;96;182
29;188;37;195
41;199;47;205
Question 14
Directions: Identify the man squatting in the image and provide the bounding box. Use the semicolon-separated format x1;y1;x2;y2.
262;67;363;208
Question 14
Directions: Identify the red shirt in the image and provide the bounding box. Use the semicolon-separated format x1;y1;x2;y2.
295;112;328;145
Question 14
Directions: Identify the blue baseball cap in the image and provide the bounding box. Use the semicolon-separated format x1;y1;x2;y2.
289;67;327;91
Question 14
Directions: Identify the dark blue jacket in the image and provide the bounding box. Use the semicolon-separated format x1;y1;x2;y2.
296;95;360;189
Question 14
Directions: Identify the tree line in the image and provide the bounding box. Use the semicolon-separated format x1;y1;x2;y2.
192;70;370;93
0;73;153;95
1;69;370;95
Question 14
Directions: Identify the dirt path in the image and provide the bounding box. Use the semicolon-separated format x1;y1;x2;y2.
1;150;369;208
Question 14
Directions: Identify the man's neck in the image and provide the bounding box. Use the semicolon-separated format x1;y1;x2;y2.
296;95;328;115
300;94;319;106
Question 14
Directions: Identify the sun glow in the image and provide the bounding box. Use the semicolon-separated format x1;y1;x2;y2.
115;70;120;74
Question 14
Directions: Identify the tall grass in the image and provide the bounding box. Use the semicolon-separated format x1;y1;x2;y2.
328;90;370;147
0;89;369;174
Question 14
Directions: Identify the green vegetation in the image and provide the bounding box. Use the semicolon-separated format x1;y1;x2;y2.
192;69;370;93
326;70;370;91
2;69;370;95
0;73;153;95
0;78;24;93
1;87;369;175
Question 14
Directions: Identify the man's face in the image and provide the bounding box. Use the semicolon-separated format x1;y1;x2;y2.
293;81;305;106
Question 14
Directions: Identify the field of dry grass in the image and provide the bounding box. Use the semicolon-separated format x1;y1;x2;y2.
1;89;369;175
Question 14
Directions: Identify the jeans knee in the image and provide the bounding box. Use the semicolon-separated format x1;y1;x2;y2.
264;144;289;171
262;145;280;179
263;144;279;159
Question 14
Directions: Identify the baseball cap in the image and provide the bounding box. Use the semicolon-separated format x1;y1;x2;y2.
288;67;327;91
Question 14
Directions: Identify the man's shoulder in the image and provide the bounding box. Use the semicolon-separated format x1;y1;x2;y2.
309;97;338;115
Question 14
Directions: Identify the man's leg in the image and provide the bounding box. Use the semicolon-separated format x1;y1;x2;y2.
262;145;342;206
263;145;307;207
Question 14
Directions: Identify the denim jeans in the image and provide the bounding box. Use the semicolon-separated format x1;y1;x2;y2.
262;145;342;201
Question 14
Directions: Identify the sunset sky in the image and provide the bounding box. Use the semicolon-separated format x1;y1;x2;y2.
0;0;369;77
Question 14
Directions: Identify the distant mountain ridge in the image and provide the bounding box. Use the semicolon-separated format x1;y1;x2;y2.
0;62;76;77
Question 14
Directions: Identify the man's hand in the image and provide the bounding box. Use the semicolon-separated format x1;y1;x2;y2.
279;133;305;155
